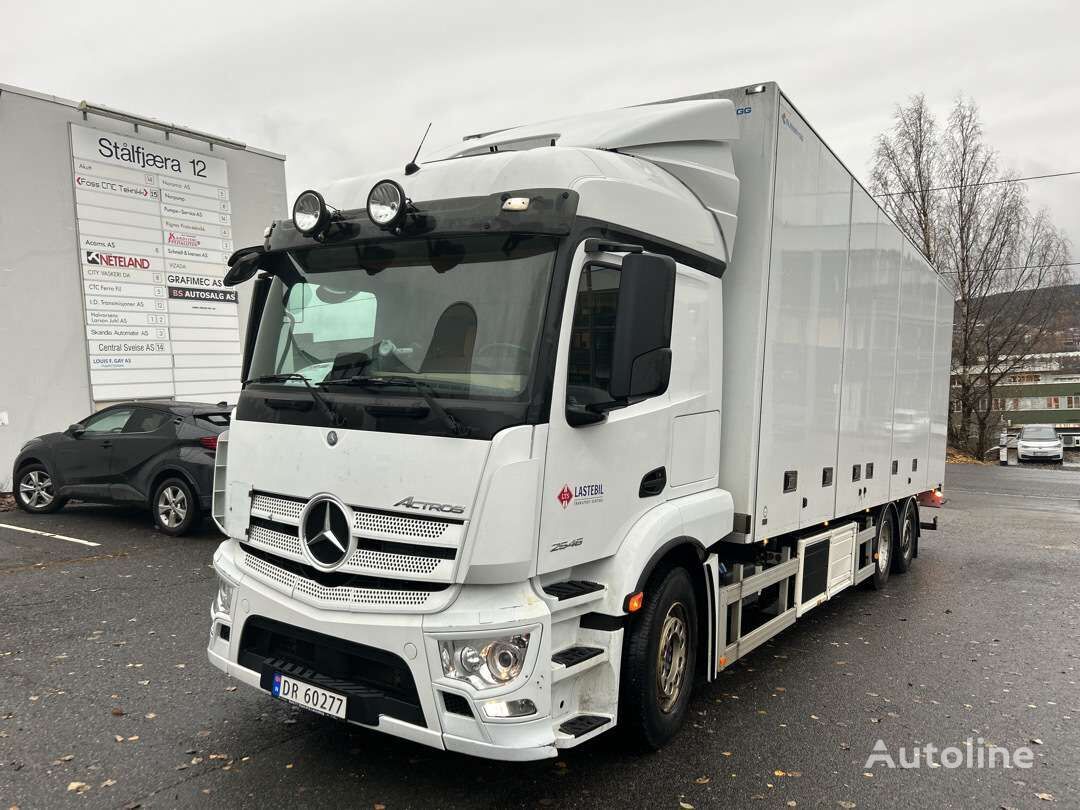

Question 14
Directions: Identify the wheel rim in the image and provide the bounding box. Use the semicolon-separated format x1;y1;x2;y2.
656;601;689;714
19;470;54;509
158;486;188;529
877;518;892;573
900;512;914;559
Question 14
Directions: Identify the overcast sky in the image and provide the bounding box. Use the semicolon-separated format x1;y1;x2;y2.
4;0;1077;260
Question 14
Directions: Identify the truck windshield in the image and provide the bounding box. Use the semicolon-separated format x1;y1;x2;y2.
248;234;557;400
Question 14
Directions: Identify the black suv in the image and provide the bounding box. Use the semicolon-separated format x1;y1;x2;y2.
12;402;229;536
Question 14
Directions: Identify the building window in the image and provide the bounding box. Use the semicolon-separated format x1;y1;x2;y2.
1046;396;1060;409
1068;396;1080;409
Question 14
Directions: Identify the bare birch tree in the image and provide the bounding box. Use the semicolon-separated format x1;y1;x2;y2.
871;95;1071;456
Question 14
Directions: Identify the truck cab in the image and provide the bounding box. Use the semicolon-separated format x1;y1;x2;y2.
207;87;948;760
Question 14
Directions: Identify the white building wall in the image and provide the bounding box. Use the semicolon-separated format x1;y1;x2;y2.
0;85;287;491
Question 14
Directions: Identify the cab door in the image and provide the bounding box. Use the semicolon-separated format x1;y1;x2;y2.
537;247;676;574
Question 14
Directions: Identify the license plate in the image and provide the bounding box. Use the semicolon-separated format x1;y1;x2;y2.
271;673;347;719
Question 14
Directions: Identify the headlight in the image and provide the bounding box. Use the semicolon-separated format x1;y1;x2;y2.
214;571;237;616
367;179;407;229
438;632;531;689
292;189;331;236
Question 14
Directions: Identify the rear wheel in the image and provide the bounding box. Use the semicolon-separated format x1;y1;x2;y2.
153;477;198;536
620;566;698;750
869;506;894;590
893;499;917;574
15;464;64;514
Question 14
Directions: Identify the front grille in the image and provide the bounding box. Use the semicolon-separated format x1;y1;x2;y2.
243;490;464;612
250;492;459;541
241;544;448;610
249;518;452;577
240;615;424;727
246;491;462;585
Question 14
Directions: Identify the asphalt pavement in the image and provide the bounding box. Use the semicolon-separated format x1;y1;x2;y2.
2;463;1078;809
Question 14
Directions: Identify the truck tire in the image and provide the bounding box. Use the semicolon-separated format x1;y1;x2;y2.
892;498;917;574
869;505;895;590
620;565;698;750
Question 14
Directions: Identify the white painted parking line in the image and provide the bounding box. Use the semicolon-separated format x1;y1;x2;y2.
0;522;101;547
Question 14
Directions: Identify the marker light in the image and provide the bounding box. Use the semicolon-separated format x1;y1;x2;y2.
626;591;645;613
367;179;407;228
292;190;331;236
501;196;530;211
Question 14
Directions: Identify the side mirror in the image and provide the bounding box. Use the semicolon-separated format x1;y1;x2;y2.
68;423;85;437
223;248;264;287
608;252;676;401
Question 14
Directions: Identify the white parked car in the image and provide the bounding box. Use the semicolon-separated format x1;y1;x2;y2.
1016;424;1064;463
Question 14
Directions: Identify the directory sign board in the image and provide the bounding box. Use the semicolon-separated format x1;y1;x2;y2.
70;124;242;403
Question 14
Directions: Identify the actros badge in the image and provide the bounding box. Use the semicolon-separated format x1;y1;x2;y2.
394;496;465;515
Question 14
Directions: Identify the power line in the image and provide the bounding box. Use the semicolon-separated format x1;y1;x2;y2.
873;170;1080;197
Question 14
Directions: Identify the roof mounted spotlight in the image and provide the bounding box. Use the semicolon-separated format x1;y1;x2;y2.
292;189;333;237
367;179;408;229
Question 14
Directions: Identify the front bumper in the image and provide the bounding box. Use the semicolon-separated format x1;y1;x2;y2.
207;541;559;761
1017;447;1064;461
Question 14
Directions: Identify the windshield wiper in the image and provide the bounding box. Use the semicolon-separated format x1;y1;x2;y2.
323;375;471;437
245;373;345;427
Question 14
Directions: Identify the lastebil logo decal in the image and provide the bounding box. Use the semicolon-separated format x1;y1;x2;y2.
556;482;605;509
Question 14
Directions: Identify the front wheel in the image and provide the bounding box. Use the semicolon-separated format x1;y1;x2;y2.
15;464;65;514
152;477;198;536
620;566;698;750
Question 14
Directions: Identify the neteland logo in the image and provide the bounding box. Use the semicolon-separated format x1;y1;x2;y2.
865;738;1034;770
393;496;465;515
85;251;151;269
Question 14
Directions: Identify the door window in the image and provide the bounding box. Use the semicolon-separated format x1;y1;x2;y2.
124;408;172;433
82;408;135;434
566;265;620;407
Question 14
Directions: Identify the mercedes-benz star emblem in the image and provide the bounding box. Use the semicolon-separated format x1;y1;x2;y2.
326;430;338;446
299;496;354;571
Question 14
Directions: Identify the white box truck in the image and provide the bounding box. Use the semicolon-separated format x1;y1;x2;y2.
206;82;952;760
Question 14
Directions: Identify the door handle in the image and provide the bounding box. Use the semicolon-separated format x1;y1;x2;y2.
639;467;667;498
101;440;113;448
